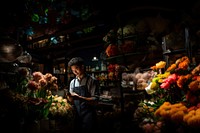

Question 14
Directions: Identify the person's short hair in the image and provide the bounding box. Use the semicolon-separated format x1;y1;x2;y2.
68;57;84;67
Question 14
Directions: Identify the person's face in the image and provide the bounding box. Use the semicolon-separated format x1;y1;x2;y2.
71;65;84;77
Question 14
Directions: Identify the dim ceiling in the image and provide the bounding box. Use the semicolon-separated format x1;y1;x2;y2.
1;0;200;35
0;0;200;63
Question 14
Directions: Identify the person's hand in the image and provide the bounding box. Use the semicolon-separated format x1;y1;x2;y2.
70;92;81;100
70;92;79;97
66;92;74;103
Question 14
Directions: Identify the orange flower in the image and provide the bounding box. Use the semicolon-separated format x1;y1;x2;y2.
169;107;179;114
171;102;184;108
196;76;200;81
150;65;157;71
177;56;190;70
179;106;188;113
166;64;176;72
187;106;197;112
195;108;200;114
170;110;185;123
186;115;200;127
178;61;189;70
162;101;171;107
154;102;171;116
160;109;171;119
191;64;200;75
183;111;193;123
188;80;199;91
177;74;191;89
181;56;190;62
154;109;161;116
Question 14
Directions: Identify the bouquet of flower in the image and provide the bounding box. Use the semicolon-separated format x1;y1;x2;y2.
12;70;59;121
48;95;74;122
26;71;58;98
145;56;199;105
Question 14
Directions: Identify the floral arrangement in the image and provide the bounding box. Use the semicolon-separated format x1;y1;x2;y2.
12;70;59;121
48;95;74;121
146;56;199;105
134;56;200;132
26;71;58;98
10;70;73;122
16;69;58;97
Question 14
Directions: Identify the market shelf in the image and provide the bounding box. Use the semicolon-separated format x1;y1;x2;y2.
163;48;187;55
105;52;149;65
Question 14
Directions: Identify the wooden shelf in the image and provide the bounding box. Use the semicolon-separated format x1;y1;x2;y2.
163;49;187;55
105;52;149;65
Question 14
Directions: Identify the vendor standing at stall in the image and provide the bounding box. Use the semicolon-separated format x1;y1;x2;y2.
68;57;100;133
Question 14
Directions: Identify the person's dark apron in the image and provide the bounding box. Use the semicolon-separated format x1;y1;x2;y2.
73;76;97;133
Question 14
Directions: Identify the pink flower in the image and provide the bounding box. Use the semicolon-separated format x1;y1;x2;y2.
50;76;58;84
39;78;47;87
156;121;163;128
44;73;53;81
142;123;154;133
160;73;178;89
160;82;170;89
167;74;178;83
32;72;43;82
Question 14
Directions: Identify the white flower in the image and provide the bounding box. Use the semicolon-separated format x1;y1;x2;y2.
145;82;155;94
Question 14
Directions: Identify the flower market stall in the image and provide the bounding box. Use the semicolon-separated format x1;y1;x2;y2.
133;56;200;133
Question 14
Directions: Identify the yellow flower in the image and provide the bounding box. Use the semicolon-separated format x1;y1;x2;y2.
150;81;159;90
156;61;166;69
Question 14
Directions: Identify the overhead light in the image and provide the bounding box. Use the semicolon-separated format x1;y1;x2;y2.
0;36;23;62
92;56;98;61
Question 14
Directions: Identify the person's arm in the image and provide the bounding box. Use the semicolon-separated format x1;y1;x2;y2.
69;79;74;94
71;93;94;101
72;77;100;104
67;78;79;101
